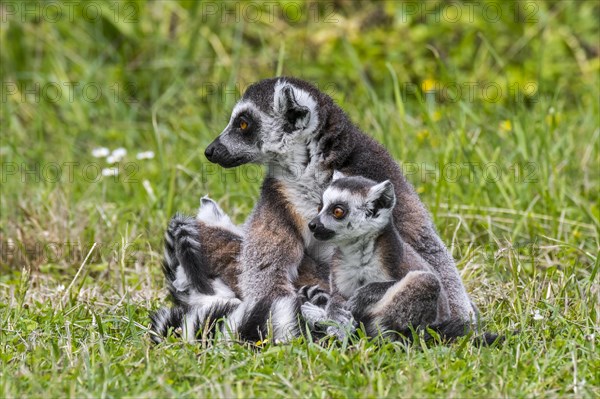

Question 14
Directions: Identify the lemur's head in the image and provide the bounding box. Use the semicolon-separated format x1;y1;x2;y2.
309;172;396;242
205;77;325;168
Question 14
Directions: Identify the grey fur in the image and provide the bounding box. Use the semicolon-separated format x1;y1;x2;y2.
154;77;478;343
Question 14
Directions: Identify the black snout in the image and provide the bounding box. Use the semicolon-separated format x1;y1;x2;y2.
204;138;224;163
308;217;335;241
204;137;246;168
204;143;215;159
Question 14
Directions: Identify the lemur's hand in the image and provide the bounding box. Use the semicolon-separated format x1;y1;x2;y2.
301;301;356;340
300;302;328;330
298;285;356;340
324;302;357;340
297;285;331;308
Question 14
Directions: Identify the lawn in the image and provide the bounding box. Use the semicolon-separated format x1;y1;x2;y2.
1;1;598;397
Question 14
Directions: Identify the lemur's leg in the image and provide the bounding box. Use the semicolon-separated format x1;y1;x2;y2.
408;225;477;325
233;180;309;342
399;241;452;323
343;281;397;321
236;237;304;342
348;271;442;338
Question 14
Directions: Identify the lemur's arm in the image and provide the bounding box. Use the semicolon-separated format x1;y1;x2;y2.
237;179;307;341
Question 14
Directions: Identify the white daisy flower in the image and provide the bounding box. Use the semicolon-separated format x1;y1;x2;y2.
136;151;155;160
111;147;127;159
92;147;110;158
102;167;119;177
533;310;544;321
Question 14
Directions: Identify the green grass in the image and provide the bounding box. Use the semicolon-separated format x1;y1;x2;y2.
1;1;598;397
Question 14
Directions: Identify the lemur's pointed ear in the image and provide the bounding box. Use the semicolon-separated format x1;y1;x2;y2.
275;84;312;132
332;170;346;181
367;180;396;215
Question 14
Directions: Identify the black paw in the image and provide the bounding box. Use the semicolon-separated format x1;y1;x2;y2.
297;285;331;308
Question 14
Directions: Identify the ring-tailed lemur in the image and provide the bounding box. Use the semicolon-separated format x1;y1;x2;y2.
299;172;451;340
151;77;478;343
150;197;328;343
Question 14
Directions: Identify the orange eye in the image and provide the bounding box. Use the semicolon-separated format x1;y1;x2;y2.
240;120;248;130
332;206;346;219
317;204;323;213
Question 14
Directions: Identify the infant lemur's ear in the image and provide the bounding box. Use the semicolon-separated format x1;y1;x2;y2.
275;84;312;131
367;180;396;215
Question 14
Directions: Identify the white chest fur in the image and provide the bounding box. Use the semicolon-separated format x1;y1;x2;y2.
333;242;390;299
272;147;335;264
279;172;336;264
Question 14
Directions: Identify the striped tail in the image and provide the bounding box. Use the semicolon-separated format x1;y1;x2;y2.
163;214;216;307
149;296;303;344
149;301;240;343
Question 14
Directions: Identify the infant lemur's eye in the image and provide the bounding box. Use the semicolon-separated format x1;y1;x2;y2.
317;204;323;213
332;206;346;219
239;120;248;130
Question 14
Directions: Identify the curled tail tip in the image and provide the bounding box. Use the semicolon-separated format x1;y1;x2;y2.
149;307;184;344
149;301;242;344
474;329;519;346
433;319;513;346
474;332;504;346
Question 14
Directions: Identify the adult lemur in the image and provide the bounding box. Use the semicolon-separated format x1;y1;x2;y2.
151;77;478;342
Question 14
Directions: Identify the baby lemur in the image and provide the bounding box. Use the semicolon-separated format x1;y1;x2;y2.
300;172;451;339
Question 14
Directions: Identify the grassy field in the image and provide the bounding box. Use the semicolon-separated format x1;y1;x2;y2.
1;1;598;397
